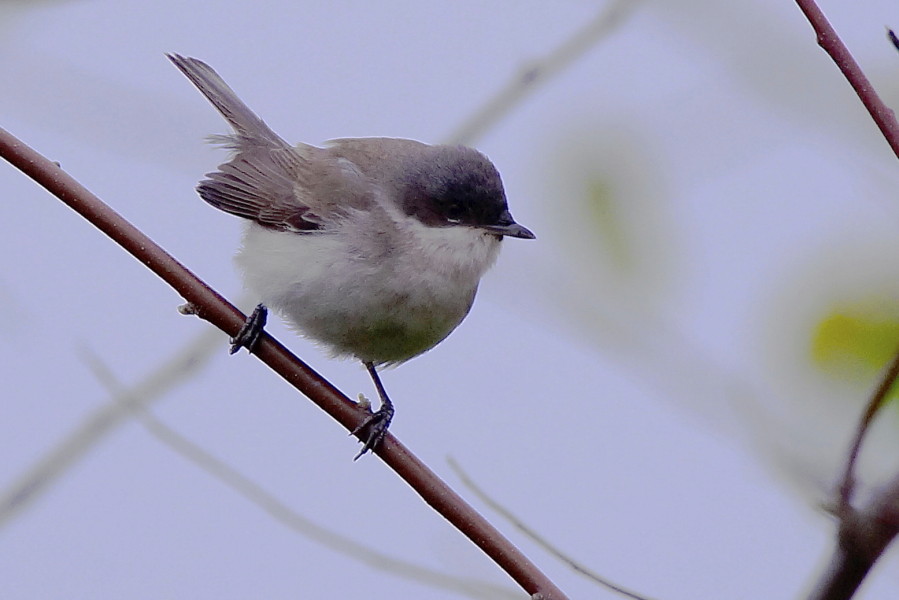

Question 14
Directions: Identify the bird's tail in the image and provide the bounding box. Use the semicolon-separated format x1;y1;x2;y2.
168;53;288;149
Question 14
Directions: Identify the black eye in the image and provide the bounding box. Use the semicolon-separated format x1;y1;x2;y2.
445;202;464;222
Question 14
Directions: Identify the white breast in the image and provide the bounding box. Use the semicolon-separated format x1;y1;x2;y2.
234;211;502;364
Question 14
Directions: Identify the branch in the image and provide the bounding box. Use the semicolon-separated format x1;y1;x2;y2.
0;327;223;526
835;347;899;512
446;0;640;145
0;126;569;600
806;349;899;600
792;3;899;598
793;0;899;160
807;472;899;600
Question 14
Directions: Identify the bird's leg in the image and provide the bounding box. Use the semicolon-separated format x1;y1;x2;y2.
351;361;395;460
229;303;268;355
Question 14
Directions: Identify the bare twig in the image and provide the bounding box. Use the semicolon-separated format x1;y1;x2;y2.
448;458;657;600
446;0;640;145
794;0;899;160
0;126;569;600
888;28;899;53
0;327;223;526
835;347;899;511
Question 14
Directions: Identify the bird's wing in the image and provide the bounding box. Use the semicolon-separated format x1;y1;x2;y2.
198;146;325;232
170;54;376;231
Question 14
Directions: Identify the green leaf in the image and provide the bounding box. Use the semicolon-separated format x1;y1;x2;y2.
812;308;899;402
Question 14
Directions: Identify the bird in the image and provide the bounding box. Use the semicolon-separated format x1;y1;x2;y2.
168;54;535;458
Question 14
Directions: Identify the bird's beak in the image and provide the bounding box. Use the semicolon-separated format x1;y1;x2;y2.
483;210;536;239
485;222;536;239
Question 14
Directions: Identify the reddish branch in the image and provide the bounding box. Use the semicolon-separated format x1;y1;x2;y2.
793;2;899;599
0;126;569;600
794;0;899;160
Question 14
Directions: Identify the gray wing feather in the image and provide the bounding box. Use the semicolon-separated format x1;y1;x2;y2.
199;148;321;232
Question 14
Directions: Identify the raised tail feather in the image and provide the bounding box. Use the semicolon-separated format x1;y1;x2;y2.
167;53;288;149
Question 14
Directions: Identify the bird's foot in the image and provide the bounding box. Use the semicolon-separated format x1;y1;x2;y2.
229;304;268;354
350;401;394;460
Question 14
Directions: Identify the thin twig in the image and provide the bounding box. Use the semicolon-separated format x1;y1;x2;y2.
835;347;899;511
0;126;569;600
0;327;223;527
448;458;657;600
794;0;899;160
808;345;899;600
446;0;640;145
810;347;899;600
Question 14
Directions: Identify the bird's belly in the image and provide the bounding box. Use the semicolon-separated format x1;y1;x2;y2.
277;281;474;364
236;224;493;364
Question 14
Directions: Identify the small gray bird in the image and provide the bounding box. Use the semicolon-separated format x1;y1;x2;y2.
169;54;534;458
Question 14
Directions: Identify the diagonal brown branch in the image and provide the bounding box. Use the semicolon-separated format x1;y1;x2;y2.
0;126;569;600
794;0;899;160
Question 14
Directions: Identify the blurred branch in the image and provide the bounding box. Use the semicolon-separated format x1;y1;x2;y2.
807;472;899;600
792;3;899;599
0;328;222;526
79;349;520;600
805;346;899;600
446;0;640;145
809;352;899;600
448;458;656;600
0;126;569;600
835;346;899;512
793;0;899;160
889;28;899;53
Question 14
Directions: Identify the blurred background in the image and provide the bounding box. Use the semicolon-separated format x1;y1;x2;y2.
2;1;899;598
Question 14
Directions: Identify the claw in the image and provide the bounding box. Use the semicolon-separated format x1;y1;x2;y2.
350;405;394;460
230;303;268;354
351;361;395;459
